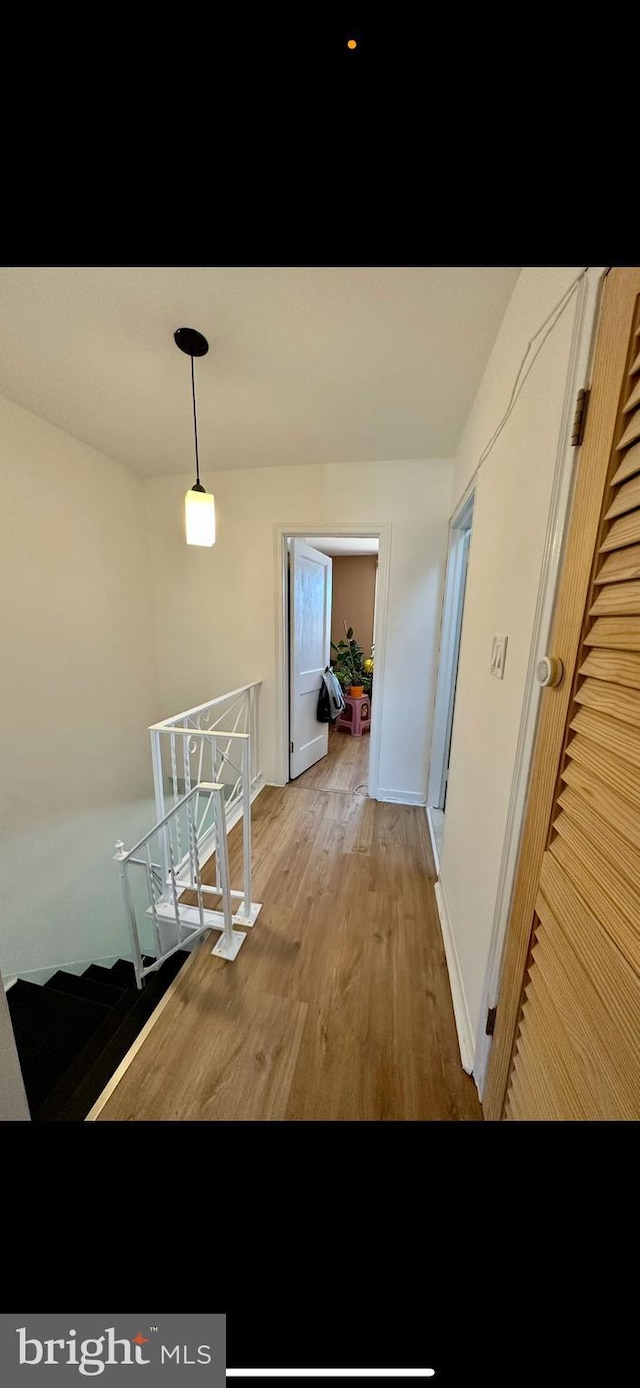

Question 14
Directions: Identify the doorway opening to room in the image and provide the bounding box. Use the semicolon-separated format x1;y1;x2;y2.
427;486;475;870
277;527;389;800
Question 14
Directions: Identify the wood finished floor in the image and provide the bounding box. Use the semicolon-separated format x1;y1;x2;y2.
96;733;482;1122
293;724;370;794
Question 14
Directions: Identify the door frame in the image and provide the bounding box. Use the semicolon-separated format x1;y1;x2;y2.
274;522;392;798
427;483;475;812
288;538;332;780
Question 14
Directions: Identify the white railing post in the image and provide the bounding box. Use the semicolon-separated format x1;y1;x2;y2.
166;826;183;946
248;683;258;783
115;841;145;990
150;729;169;883
241;734;252;920
211;786;246;960
211;734;221;892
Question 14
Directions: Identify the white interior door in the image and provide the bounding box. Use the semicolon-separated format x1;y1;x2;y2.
289;539;332;779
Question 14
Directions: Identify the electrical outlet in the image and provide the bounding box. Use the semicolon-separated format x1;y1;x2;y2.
490;635;508;679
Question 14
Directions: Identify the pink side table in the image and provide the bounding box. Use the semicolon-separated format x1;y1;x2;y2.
336;694;371;737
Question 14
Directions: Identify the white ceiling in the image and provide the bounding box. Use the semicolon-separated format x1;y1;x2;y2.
305;537;379;556
0;266;520;476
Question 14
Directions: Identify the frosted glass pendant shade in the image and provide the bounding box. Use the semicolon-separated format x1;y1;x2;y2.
185;488;216;546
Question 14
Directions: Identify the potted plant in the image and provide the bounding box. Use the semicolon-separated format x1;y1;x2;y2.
331;623;372;697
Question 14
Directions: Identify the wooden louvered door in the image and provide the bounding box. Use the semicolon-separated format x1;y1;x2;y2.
485;266;640;1122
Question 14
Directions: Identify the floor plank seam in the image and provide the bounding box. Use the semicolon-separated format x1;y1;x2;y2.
287;784;370;799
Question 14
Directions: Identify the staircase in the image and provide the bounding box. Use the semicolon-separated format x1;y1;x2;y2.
7;952;189;1121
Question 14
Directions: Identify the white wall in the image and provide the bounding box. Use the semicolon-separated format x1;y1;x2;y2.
144;458;453;800
438;267;586;1053
0;395;161;978
0;970;30;1119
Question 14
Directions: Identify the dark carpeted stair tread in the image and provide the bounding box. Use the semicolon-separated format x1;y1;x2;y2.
33;984;153;1122
139;951;191;993
83;964;130;991
108;957;155;987
37;950;190;1122
8;981;110;1115
44;970;123;1008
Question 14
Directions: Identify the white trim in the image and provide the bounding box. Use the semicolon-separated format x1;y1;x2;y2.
376;788;426;806
427;486;475;810
473;265;606;1096
275;522;392;800
434;880;474;1074
227;1375;436;1381
425;806;441;877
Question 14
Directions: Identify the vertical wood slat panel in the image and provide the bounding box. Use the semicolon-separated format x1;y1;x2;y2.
604;472;640;519
564;732;640;810
599;510;640;552
573;676;640;724
616;409;640;451
589;581;640;615
485;268;640;1121
507;863;640;1120
557;784;640;893
539;849;640;1055
578;647;640;689
560;758;640;852
518;970;595;1118
533;893;639;1117
505;1029;563;1121
583;615;640;649
570;704;640;767
592;542;640;584
548;830;640;976
611;439;640;485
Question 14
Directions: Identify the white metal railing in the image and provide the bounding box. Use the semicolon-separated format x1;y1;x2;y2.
149;682;261;870
114;782;261;988
149;677;259;838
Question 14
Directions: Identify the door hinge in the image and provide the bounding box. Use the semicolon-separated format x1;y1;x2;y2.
485;1005;497;1037
290;740;294;753
571;387;590;447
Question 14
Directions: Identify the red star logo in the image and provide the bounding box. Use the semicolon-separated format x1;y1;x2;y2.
132;1333;150;1346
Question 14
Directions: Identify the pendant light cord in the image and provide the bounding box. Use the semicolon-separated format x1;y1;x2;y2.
190;354;201;486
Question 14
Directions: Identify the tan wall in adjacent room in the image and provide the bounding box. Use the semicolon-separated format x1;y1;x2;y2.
331;555;378;659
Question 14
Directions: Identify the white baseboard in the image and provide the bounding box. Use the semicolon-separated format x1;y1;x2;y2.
376;788;427;806
434;880;475;1075
425;806;441;877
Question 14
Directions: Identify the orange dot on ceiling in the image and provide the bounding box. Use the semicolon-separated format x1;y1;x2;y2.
347;38;357;49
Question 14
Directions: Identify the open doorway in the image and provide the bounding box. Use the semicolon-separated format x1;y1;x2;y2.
276;526;388;800
291;536;378;793
427;486;475;870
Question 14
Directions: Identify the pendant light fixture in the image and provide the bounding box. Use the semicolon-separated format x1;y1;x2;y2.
174;326;216;547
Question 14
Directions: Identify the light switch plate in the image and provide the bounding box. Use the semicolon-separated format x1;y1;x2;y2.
490;634;508;679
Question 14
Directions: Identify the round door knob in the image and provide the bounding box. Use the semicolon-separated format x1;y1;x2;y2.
536;655;564;688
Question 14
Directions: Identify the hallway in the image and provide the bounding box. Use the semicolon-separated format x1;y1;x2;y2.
293;723;369;794
92;734;482;1122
